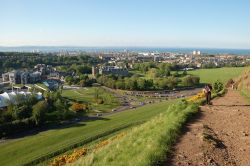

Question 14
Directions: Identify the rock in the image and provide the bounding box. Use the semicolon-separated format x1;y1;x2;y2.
207;158;213;163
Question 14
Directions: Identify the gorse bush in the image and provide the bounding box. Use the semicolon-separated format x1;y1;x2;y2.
70;100;199;166
213;80;224;93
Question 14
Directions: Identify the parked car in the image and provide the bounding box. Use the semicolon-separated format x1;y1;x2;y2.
96;113;102;117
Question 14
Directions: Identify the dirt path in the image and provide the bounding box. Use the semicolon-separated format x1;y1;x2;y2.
165;89;250;166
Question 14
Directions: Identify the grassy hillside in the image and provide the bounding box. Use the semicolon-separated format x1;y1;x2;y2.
0;100;175;166
188;67;247;84
235;67;250;102
70;101;199;166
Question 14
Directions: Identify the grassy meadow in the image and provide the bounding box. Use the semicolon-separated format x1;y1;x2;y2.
62;87;120;113
0;100;176;166
70;101;199;166
188;67;247;84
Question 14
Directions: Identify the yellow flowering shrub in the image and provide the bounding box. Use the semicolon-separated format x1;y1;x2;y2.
48;132;126;166
187;91;206;102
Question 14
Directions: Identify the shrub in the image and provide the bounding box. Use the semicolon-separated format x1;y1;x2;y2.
213;80;224;93
182;75;200;86
71;103;87;112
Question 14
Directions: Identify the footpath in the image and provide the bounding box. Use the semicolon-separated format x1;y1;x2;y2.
165;89;250;166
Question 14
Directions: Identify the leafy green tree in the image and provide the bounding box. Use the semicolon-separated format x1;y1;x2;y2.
32;101;48;125
147;68;160;79
12;105;32;120
182;70;187;76
166;76;178;89
182;75;200;86
137;78;146;90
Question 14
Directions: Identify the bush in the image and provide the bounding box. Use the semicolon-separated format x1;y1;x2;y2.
0;118;35;138
71;102;88;112
213;80;224;93
182;75;200;86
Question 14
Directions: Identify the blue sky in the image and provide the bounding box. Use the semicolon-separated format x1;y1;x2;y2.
0;0;250;48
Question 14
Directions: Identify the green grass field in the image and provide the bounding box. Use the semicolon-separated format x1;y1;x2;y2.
0;100;176;166
62;87;120;113
188;67;247;84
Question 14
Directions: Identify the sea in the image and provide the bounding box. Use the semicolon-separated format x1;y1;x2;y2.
0;46;250;55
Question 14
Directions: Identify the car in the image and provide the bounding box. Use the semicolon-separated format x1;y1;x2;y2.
130;106;136;109
112;109;117;112
96;113;102;117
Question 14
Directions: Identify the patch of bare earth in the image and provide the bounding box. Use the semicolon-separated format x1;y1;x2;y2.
165;89;250;166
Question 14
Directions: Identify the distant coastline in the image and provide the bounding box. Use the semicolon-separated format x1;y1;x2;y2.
1;46;250;55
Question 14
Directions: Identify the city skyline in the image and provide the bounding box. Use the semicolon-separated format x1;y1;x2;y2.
1;0;250;49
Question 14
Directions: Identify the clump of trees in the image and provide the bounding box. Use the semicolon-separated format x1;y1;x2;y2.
0;52;101;73
96;72;200;91
182;75;200;86
0;91;78;137
65;74;96;86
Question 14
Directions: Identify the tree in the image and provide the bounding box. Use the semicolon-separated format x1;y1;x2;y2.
137;78;146;90
147;68;160;79
12;105;32;120
166;76;178;89
182;75;200;86
32;101;48;125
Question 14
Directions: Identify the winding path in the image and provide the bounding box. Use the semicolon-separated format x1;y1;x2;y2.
166;89;250;166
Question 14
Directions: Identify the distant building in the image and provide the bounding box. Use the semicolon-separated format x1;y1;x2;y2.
34;64;53;75
193;50;201;56
2;70;41;84
99;66;129;76
0;91;43;108
154;56;163;62
92;66;99;76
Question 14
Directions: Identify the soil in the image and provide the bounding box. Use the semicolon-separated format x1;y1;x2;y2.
165;89;250;166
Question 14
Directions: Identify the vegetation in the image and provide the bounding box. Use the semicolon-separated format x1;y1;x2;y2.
0;91;75;137
0;52;100;73
61;87;120;113
70;100;199;166
0;100;175;166
188;67;247;84
235;67;250;102
96;74;199;91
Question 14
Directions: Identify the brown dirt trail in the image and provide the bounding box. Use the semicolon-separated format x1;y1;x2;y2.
165;89;250;166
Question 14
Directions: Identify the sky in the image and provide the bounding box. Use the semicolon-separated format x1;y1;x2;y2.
0;0;250;49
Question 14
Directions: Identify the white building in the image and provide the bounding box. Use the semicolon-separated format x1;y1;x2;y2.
0;91;43;108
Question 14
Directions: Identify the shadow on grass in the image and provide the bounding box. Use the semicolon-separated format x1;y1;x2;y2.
4;116;110;140
212;104;250;107
163;108;204;166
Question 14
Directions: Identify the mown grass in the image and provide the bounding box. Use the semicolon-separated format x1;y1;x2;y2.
70;100;199;166
62;87;120;112
188;67;247;84
0;100;175;166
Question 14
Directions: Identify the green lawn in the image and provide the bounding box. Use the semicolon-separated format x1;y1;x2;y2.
62;87;120;113
0;100;176;166
188;67;247;84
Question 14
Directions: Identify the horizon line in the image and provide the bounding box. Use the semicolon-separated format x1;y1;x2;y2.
0;45;250;50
